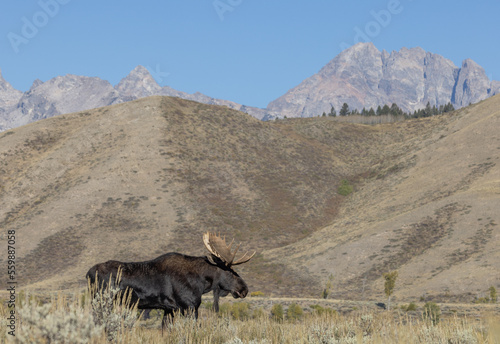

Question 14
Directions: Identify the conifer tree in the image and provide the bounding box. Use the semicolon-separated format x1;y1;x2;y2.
381;104;391;115
328;106;336;117
424;102;432;117
339;103;350;116
390;103;403;116
443;102;455;113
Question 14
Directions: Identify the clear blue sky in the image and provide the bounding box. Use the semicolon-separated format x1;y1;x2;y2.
1;0;499;108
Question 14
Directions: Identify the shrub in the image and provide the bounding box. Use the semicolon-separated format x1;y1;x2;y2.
250;291;265;297
202;300;214;310
474;297;490;304
223;338;245;344
383;270;398;310
447;329;480;344
252;307;266;319
147;309;164;322
489;286;497;303
401;302;417;312
359;314;375;336
16;289;41;308
310;304;337;316
423;302;441;325
89;270;140;341
310;304;325;315
321;274;334;299
286;303;303;320
338;179;353;196
217;302;251;320
17;297;102;344
219;303;232;317
270;304;284;322
307;324;335;343
230;302;250;320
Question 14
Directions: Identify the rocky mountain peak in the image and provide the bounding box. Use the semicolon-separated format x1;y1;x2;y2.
0;69;23;117
267;44;499;118
114;65;162;100
319;42;382;78
452;58;491;107
4;74;122;129
29;79;44;91
0;69;22;96
0;64;274;131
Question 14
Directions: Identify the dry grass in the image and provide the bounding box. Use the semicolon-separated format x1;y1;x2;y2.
1;291;499;343
265;96;500;301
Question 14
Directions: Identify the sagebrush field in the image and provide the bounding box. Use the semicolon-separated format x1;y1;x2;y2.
2;289;499;343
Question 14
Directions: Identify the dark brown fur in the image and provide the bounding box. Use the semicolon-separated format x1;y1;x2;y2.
86;252;248;326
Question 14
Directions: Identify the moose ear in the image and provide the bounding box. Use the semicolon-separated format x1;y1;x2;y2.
206;255;218;265
207;254;228;267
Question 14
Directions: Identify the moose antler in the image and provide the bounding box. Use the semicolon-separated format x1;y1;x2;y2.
203;232;255;266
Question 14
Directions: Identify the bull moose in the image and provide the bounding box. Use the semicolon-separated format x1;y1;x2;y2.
86;232;255;326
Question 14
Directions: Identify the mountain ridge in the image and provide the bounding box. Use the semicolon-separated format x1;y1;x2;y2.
268;43;499;117
0;43;498;130
0;66;274;131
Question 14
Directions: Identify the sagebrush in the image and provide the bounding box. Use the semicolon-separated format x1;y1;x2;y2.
4;291;500;343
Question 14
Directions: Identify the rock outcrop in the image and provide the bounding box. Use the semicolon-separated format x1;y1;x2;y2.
0;69;23;130
0;43;498;129
267;43;499;117
4;75;122;129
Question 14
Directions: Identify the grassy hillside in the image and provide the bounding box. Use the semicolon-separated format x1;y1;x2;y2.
0;95;498;302
267;95;500;301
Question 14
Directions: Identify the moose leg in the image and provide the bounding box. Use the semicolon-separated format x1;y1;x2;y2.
213;287;220;312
